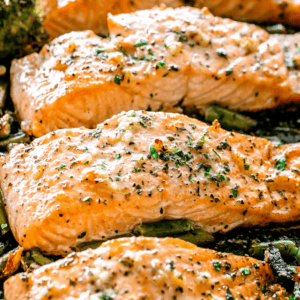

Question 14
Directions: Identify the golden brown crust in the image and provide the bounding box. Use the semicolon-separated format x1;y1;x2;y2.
2;111;300;255
11;6;300;137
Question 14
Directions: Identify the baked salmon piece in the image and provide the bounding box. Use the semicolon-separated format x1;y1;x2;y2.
4;237;285;300
11;6;300;137
2;111;300;255
41;0;182;39
42;0;300;39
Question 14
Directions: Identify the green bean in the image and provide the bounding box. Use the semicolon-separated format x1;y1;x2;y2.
77;234;133;251
0;114;13;139
205;105;258;131
249;240;298;258
30;248;53;266
0;194;9;236
171;228;215;245
132;219;194;237
0;130;30;149
77;241;102;251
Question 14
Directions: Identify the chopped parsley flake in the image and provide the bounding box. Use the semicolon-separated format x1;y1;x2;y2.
275;156;287;171
132;167;141;173
134;39;148;47
244;164;250;170
114;75;122;85
293;168;300;174
115;153;121;160
150;145;158;161
157;60;166;67
60;164;66;169
230;186;239;198
81;197;92;202
241;268;251;275
213;261;221;271
115;176;121;181
212;149;221;159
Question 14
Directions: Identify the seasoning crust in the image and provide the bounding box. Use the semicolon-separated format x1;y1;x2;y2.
2;111;300;255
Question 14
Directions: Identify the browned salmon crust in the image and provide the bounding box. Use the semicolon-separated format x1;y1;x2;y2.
11;6;300;137
2;111;300;255
42;0;300;39
4;237;285;300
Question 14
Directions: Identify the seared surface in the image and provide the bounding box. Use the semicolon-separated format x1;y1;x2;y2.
11;6;300;137
4;237;284;300
2;111;300;255
42;0;300;39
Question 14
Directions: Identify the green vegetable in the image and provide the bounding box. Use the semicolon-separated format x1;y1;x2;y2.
150;145;158;161
0;195;9;236
0;0;49;59
0;130;30;149
249;240;300;264
275;156;287;172
171;228;215;245
30;248;53;266
77;234;132;251
133;219;194;237
205;105;258;131
134;39;148;47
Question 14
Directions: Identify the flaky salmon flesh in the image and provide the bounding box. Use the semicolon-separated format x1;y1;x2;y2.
42;0;300;39
2;111;300;255
11;6;300;137
4;237;286;300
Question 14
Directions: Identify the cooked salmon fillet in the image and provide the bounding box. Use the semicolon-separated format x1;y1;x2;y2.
4;237;286;300
11;6;300;137
42;0;300;39
2;111;300;255
41;0;182;39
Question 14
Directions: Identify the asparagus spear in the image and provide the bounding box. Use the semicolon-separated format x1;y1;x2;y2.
205;105;258;131
171;228;215;245
132;219;194;237
77;241;102;251
0;130;30;149
249;240;300;265
0;194;9;236
30;248;53;266
77;234;133;251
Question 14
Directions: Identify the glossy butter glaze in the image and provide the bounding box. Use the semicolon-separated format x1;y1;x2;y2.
4;237;285;300
1;111;300;255
11;6;300;137
41;0;300;39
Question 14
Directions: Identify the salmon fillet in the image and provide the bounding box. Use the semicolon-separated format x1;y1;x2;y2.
4;237;285;300
42;0;300;39
2;111;300;255
41;0;182;39
11;6;300;137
